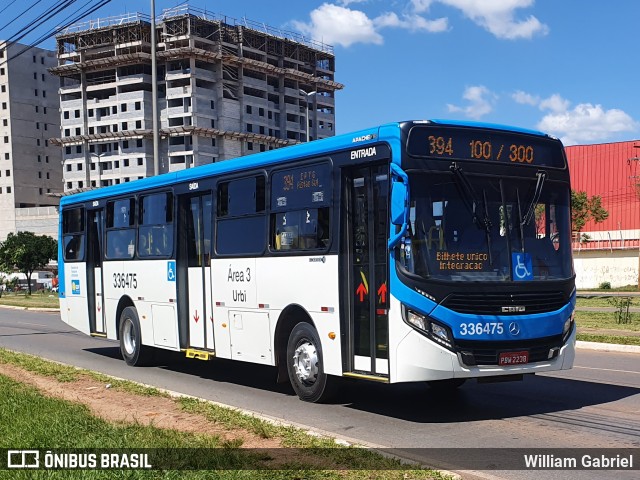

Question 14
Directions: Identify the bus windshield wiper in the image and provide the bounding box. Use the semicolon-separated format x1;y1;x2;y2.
449;162;492;233
521;171;546;227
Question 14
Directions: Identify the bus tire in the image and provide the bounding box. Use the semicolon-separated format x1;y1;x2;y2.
286;322;336;403
427;378;466;391
119;306;151;366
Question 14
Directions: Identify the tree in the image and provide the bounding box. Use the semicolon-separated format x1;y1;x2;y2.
571;190;609;236
0;232;57;295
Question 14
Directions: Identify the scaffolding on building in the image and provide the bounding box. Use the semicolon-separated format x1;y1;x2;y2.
51;6;343;191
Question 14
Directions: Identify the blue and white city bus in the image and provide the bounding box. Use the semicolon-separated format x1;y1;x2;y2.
58;120;576;402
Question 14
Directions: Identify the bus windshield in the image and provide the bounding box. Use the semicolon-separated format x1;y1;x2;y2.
400;170;573;282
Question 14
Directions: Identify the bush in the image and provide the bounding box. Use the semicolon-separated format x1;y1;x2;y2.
599;281;611;290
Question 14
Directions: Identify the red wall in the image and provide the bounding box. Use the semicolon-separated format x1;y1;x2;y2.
566;140;640;233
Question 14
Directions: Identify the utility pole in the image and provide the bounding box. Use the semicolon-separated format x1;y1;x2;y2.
151;0;160;176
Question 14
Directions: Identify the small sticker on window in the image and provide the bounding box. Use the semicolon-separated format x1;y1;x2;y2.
128;244;135;256
280;231;293;246
277;196;287;207
312;191;324;202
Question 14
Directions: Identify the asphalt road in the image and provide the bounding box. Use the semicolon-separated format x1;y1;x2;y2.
1;308;639;480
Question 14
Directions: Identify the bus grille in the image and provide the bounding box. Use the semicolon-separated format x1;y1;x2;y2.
455;336;564;366
441;291;566;315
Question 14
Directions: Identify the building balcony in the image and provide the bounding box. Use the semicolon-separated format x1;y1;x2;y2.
167;86;192;98
117;73;152;86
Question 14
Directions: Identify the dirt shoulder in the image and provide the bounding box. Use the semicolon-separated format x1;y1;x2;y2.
0;362;281;450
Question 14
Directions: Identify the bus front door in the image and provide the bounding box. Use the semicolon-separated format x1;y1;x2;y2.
344;165;390;378
177;193;214;353
87;208;106;335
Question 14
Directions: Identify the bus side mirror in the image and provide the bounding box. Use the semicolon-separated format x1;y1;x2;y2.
391;180;407;226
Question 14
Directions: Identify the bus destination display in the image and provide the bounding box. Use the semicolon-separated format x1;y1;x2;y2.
407;126;565;168
271;163;331;210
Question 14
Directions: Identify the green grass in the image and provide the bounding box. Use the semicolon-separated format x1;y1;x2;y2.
0;292;59;309
0;349;79;382
578;284;639;292
178;397;431;471
576;297;640;308
575;311;640;332
0;374;262;479
576;333;640;346
0;350;447;479
0;349;167;396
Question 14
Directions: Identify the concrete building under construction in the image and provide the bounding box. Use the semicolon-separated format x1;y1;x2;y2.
51;6;343;191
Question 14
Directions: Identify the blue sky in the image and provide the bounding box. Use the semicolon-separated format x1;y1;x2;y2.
3;0;639;145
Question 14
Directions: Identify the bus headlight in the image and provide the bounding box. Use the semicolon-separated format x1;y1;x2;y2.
406;310;428;331
430;322;450;344
404;308;453;349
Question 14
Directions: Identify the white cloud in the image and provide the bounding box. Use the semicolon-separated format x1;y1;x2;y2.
436;0;548;39
292;3;383;47
447;85;497;119
511;91;638;144
410;0;435;14
539;94;570;113
511;90;539;106
373;12;449;32
292;0;546;48
292;2;448;48
537;103;637;146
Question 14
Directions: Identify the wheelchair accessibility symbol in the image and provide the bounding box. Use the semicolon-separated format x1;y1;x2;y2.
167;261;176;282
512;253;533;281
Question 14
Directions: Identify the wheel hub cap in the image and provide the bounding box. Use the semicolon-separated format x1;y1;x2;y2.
292;341;318;383
123;319;135;355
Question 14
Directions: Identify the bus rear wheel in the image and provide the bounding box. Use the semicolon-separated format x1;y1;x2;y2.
119;306;151;366
286;322;336;403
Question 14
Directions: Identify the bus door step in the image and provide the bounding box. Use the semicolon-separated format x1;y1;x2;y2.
185;349;215;361
342;372;389;383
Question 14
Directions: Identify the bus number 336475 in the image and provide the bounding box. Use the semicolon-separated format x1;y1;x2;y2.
459;322;504;336
113;273;138;289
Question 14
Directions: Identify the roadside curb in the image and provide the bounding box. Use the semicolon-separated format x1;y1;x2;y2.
576;340;640;354
0;305;59;312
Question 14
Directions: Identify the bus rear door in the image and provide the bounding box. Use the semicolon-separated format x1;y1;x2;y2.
176;190;215;354
343;164;390;379
87;207;106;335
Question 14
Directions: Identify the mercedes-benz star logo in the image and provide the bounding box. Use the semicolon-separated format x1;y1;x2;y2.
509;322;520;336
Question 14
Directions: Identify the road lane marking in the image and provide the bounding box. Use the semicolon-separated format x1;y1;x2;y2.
574;365;640;375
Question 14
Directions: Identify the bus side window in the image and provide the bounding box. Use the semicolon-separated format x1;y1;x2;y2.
138;192;173;258
274;212;298;250
63;234;85;261
107;229;135;259
272;208;329;251
62;207;85;262
138;232;151;256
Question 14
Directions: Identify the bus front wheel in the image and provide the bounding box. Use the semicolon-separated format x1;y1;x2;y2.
286;322;336;403
119;306;151;366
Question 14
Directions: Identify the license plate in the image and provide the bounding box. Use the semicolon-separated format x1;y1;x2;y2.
499;351;529;366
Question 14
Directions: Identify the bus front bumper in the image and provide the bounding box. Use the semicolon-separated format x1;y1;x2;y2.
392;324;576;383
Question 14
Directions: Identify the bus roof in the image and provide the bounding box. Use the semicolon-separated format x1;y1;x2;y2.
427;119;550;138
59;119;556;206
